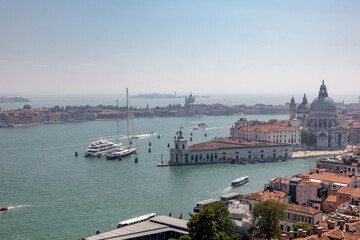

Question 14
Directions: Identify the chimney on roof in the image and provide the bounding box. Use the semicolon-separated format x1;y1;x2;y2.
281;233;287;240
328;220;335;229
345;223;350;232
288;231;294;240
297;228;303;238
317;227;323;238
339;220;345;230
346;217;350;224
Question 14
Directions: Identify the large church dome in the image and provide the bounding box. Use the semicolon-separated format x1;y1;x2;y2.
309;81;336;112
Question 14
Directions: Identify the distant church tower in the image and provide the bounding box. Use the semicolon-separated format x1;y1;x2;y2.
289;96;296;120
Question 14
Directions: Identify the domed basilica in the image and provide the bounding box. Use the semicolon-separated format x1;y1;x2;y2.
289;81;347;150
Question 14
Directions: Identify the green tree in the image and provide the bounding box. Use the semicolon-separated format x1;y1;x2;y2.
317;188;328;200
169;235;191;240
65;105;72;111
268;119;278;125
23;104;31;110
52;105;62;112
208;202;238;239
248;200;287;239
295;222;312;235
301;128;310;146
187;202;239;240
187;207;218;240
309;134;316;146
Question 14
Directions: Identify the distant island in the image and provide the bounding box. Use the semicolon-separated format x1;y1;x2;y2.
132;93;210;99
0;97;30;103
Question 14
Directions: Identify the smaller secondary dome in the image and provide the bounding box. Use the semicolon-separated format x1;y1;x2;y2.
309;80;336;112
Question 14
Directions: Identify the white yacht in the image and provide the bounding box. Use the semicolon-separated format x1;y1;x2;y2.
85;138;121;157
231;176;249;187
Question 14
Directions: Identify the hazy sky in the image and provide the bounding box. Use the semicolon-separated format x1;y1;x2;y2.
1;0;360;96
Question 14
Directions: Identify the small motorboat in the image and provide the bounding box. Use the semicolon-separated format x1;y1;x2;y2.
0;207;8;212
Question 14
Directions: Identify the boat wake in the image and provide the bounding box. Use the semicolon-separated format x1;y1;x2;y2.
132;133;156;139
7;204;31;210
205;127;218;130
223;187;232;193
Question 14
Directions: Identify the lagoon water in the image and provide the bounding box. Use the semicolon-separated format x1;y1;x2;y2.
0;112;316;239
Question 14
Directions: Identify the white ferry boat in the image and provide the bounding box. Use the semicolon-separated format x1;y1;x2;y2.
117;213;156;228
231;176;249;187
84;138;121;157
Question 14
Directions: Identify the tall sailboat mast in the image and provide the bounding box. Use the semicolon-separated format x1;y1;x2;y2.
126;88;130;145
116;99;120;147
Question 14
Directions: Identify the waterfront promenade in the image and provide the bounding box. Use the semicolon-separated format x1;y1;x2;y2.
292;150;346;159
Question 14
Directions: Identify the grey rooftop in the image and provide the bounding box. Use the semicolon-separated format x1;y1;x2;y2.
84;216;188;240
220;192;242;199
196;198;219;206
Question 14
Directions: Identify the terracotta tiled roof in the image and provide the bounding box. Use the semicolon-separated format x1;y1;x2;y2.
286;203;322;215
187;138;290;150
238;125;300;132
309;180;322;187
298;179;308;187
297;219;360;240
297;172;311;178
324;195;337;203
309;173;354;185
326;221;360;240
298;179;322;188
242;190;286;202
273;177;290;184
351;162;359;167
337;187;360;198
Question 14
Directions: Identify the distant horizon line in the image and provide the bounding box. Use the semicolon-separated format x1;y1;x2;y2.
1;92;359;97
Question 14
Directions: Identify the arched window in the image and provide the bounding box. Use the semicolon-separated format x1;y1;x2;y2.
191;155;194;161
195;155;198;163
206;154;209;160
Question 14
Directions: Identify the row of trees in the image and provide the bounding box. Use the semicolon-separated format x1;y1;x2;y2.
172;200;312;240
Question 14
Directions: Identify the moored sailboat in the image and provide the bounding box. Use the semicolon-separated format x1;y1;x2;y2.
106;89;138;160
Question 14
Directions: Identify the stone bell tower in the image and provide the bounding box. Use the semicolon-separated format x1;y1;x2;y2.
289;96;297;120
